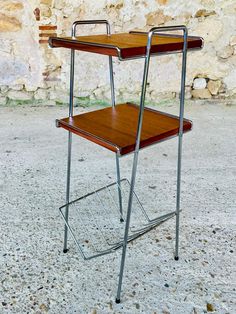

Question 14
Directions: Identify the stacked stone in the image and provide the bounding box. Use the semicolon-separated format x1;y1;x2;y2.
192;77;223;99
0;0;236;105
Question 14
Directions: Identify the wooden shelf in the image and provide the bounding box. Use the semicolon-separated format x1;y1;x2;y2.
49;32;203;59
57;103;192;155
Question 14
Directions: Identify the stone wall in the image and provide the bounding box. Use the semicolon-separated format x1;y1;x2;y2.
0;0;235;106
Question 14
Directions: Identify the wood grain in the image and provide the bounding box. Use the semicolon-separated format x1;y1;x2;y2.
57;103;192;155
49;32;203;58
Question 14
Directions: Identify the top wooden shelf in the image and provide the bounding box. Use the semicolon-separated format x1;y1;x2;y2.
49;32;203;59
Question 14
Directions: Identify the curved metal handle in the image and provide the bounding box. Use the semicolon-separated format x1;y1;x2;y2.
146;25;188;55
136;25;188;152
71;20;111;38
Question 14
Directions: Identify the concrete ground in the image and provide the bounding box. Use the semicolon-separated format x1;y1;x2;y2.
0;100;236;314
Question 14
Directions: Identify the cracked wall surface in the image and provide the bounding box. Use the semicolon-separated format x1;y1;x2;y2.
0;0;235;105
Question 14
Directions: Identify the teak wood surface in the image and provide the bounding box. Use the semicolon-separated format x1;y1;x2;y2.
49;33;203;59
57;103;192;155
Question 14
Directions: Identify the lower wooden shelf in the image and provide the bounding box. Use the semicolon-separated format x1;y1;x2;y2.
56;103;192;155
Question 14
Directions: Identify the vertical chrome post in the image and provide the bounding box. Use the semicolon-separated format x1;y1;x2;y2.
116;26;188;302
115;154;123;221
109;55;115;107
63;20;114;252
106;23;123;220
63;27;76;253
175;27;188;260
106;21;115;108
63;131;72;253
115;31;152;304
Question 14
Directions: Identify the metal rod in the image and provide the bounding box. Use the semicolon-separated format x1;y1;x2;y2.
109;56;115;107
107;185;122;213
146;211;176;227
93;189;119;247
60;178;127;207
63;25;76;252
63;20;112;253
116;25;189;303
60;197;175;261
107;20;115;107
60;174;177;260
175;27;188;260
105;23;123;221
116;31;152;303
63;131;72;252
115;154;123;221
72;19;110;29
60;207;86;259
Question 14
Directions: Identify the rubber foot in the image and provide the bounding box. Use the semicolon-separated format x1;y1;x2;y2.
63;249;69;253
120;218;124;223
174;256;179;261
115;298;121;304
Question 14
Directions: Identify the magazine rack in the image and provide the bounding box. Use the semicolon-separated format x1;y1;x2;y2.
49;20;203;303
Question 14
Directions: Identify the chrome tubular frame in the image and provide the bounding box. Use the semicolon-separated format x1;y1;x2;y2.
61;20;189;303
63;20;113;253
63;25;75;253
175;26;188;260
105;22;124;221
116;25;188;303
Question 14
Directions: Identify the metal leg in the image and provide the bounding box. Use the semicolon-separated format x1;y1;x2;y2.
116;154;123;221
175;134;182;260
109;55;115;107
63;21;113;252
116;34;152;303
115;26;188;301
63;21;114;252
175;27;188;260
174;140;183;260
63;47;75;252
116;151;139;303
63;131;72;252
108;53;123;221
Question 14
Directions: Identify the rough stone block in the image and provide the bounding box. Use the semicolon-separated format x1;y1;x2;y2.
25;85;38;92
49;90;68;103
217;46;234;59
146;10;172;25
191;88;212;99
34;88;48;100
7;90;32;101
184;86;192;100
156;0;168;5
188;53;229;81
230;36;236;46
11;84;24;91
224;69;236;90
195;9;216;18
0;96;7;105
193;78;207;90
200;0;215;5
0;13;21;32
207;80;221;95
0;1;23;11
0;57;28;85
193;18;223;42
41;0;53;5
40;5;52;18
0;85;9;93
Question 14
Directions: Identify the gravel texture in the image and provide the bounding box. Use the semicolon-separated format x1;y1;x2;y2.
0;100;236;314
